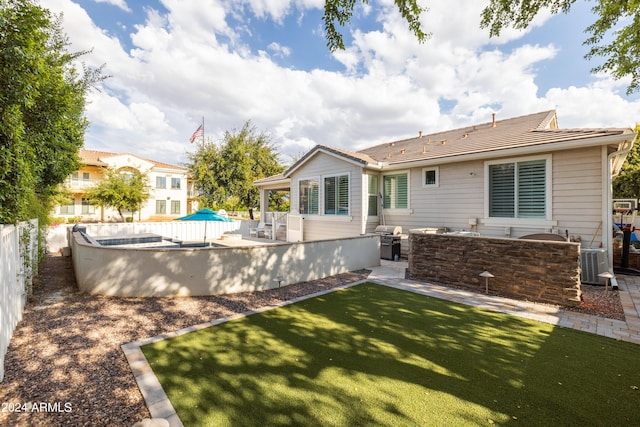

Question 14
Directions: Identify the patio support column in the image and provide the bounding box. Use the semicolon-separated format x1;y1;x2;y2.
259;188;269;222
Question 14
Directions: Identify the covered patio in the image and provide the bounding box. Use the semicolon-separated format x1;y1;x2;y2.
253;173;293;241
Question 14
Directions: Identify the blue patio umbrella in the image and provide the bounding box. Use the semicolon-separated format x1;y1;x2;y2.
175;209;233;244
175;209;233;222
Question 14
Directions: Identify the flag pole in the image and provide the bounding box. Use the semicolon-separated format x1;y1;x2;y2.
201;116;204;143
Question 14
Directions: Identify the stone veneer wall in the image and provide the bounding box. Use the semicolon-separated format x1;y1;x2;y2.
408;232;582;307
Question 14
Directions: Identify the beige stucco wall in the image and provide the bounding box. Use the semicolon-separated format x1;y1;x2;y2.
70;232;380;297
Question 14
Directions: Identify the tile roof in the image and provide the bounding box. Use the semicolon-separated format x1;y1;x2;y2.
256;110;637;186
284;145;378;176
79;149;186;171
358;110;633;165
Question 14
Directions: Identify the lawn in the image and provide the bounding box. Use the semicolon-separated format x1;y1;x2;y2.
141;282;640;426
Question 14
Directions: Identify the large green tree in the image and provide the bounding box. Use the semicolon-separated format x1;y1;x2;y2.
85;169;151;222
323;0;429;51
186;121;284;216
613;124;640;200
0;0;103;224
481;0;640;94
328;1;640;94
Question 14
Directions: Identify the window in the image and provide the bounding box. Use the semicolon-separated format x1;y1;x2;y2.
171;177;181;189
119;169;136;181
488;158;547;218
367;175;378;216
383;172;408;209
82;172;90;181
171;200;180;214
299;179;319;214
60;198;75;214
324;174;349;215
422;167;439;187
155;200;166;214
71;172;78;181
81;198;95;214
156;176;166;189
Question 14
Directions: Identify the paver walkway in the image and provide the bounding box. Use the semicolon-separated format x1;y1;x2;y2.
126;260;640;427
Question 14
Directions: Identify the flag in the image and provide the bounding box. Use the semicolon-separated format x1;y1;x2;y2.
189;124;204;143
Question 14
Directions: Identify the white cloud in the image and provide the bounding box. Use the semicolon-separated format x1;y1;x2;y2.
239;0;291;22
545;79;640;128
422;1;554;48
37;0;640;167
94;0;131;12
267;42;291;58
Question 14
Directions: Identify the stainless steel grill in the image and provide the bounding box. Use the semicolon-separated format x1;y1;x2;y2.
374;225;402;260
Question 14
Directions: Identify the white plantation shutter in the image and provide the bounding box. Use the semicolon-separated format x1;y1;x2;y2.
489;159;547;219
324;174;349;215
368;175;378;216
383;173;408;209
338;174;349;215
311;183;318;213
489;163;515;217
299;179;319;214
517;160;546;218
324;177;336;214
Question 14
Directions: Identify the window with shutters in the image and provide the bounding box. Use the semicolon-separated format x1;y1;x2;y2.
383;172;409;210
299;179;319;215
324;174;349;215
488;157;548;219
367;175;378;217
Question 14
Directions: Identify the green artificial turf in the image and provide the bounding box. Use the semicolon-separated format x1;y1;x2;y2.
141;282;640;426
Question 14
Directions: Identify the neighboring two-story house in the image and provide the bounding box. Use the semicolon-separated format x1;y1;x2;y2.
57;149;190;222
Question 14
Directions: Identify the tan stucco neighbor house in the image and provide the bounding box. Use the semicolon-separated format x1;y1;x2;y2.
254;110;637;267
55;149;190;222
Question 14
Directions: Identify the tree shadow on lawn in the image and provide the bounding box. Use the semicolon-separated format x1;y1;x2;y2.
142;283;640;427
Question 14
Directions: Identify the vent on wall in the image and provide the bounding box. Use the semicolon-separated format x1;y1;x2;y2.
580;248;608;285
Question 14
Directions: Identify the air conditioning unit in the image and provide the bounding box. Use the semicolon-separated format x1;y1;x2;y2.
580;248;608;285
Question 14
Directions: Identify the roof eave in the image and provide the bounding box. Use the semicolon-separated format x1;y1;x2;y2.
253;175;291;186
376;132;636;170
284;146;370;177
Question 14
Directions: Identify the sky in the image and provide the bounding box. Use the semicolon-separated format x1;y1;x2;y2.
38;0;640;167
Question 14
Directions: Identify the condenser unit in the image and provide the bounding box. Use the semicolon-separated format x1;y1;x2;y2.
580;248;608;285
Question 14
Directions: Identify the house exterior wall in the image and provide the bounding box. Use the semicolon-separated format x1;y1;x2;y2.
59;165;107;220
289;152;364;240
55;153;188;222
140;167;189;221
551;146;604;247
379;146;605;246
286;145;608;261
379;160;484;233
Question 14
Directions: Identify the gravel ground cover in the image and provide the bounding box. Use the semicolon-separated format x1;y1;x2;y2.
0;254;625;426
565;283;626;321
